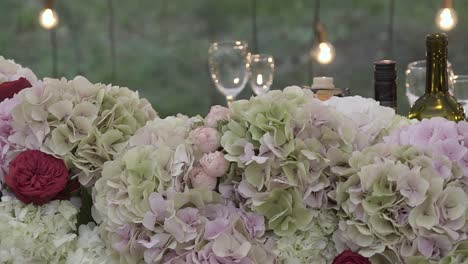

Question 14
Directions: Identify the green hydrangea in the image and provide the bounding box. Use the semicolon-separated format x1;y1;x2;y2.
9;76;157;186
220;87;358;240
222;86;314;167
253;188;312;236
335;143;468;261
93;145;172;227
93;115;196;229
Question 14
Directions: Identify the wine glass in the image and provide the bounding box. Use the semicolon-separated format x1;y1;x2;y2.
249;54;274;96
405;60;454;106
208;41;250;107
452;75;468;116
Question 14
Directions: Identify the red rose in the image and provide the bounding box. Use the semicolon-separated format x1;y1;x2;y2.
0;77;32;101
5;150;68;205
332;250;371;264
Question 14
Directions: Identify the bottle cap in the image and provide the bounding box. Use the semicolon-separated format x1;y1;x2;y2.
374;60;395;68
374;60;396;81
426;33;448;44
311;77;335;89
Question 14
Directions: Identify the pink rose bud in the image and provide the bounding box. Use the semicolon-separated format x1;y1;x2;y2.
200;151;229;178
189;167;217;190
190;126;220;154
205;105;230;128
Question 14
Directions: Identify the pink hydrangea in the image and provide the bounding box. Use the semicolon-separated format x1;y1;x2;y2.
0;96;20;139
0;96;22;182
385;117;468;178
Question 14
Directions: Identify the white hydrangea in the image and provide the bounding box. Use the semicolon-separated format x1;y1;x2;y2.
0;196;78;263
0;196;113;264
325;96;406;150
66;223;115;264
273;210;338;264
0;56;37;85
129;114;201;149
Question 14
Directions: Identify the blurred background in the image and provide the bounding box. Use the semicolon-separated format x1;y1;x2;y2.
1;0;467;117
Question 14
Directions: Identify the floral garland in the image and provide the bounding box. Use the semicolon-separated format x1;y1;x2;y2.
0;56;467;264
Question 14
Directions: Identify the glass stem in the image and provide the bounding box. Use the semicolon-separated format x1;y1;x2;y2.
226;95;234;108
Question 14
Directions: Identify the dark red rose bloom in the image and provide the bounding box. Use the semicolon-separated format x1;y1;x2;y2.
0;77;32;101
5;150;68;205
332;250;371;264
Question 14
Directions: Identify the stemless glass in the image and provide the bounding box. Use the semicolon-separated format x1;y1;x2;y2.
405;60;454;106
208;41;250;107
249;54;274;96
452;75;468;116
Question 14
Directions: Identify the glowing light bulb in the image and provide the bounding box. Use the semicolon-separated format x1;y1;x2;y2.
256;74;263;85
311;42;335;64
436;8;457;31
233;78;240;84
39;8;59;29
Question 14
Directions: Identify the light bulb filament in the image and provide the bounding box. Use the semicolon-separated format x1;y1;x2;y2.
256;74;263;85
39;8;59;29
437;8;457;31
314;42;335;64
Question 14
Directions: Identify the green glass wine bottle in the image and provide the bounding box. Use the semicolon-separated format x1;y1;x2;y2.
408;33;465;121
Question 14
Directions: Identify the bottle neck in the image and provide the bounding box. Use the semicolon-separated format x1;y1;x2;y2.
426;44;448;94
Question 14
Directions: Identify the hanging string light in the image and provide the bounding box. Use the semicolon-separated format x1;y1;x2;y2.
39;0;59;77
39;0;59;30
310;23;335;64
309;0;335;65
387;0;395;58
436;0;457;31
